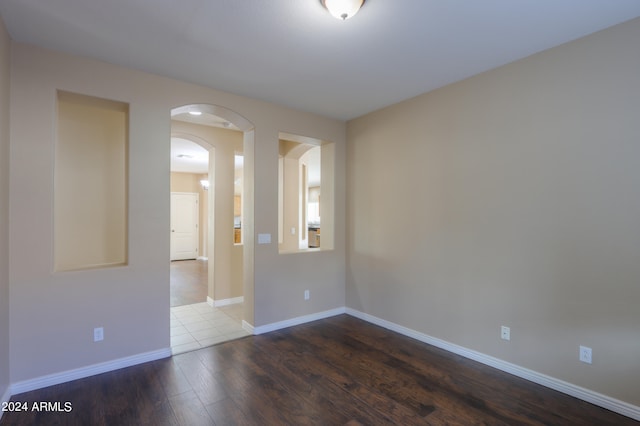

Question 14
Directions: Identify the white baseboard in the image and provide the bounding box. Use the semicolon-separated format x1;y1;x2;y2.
10;348;171;396
0;384;11;421
196;256;208;261
251;307;346;335
213;296;244;307
242;320;254;335
4;308;637;422
345;308;640;422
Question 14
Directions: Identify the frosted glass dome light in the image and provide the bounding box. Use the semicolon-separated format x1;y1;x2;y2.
321;0;365;20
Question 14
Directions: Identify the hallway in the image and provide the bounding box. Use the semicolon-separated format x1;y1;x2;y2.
170;259;208;307
170;259;248;354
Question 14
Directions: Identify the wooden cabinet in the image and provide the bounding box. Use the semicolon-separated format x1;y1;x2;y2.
234;195;242;243
234;195;241;216
308;228;320;248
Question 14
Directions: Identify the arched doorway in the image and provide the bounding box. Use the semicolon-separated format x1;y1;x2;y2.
169;104;254;354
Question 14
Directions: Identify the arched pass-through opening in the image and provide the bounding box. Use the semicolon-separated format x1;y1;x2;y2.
169;103;255;354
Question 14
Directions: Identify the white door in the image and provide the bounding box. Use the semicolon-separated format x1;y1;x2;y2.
170;192;199;260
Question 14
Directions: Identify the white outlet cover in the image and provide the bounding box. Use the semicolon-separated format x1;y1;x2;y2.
501;326;510;341
579;345;592;364
94;327;104;342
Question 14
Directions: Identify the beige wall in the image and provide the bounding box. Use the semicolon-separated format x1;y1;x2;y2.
170;171;202;192
8;43;346;384
347;18;640;406
55;93;128;271
279;155;301;251
0;15;10;403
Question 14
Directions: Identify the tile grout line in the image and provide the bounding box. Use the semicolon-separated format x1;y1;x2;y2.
170;302;249;355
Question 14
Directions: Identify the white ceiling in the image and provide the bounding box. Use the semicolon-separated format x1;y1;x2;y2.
170;137;209;174
172;111;241;131
171;137;245;196
1;1;639;120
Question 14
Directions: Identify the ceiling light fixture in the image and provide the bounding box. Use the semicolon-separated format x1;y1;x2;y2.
188;110;202;116
321;0;365;20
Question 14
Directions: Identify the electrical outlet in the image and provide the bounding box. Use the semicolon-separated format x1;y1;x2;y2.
94;327;104;342
501;326;510;341
579;346;592;364
304;290;310;300
291;227;296;235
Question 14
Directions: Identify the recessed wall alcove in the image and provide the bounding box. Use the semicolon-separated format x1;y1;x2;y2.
54;91;129;272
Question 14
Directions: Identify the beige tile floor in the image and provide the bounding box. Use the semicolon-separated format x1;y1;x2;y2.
170;302;250;355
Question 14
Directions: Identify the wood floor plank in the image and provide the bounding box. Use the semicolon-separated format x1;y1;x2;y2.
284;322;508;424
173;351;229;406
236;335;403;425
1;314;637;426
248;330;424;425
170;259;207;307
152;357;193;398
325;315;631;426
205;397;253;426
168;390;213;426
214;342;331;425
320;317;537;423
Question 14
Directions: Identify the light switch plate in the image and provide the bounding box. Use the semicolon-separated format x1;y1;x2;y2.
258;233;271;244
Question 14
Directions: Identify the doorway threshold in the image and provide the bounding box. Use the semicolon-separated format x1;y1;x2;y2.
169;302;249;355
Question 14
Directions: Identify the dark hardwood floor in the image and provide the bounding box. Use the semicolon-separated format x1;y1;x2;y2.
1;315;636;425
170;259;208;307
